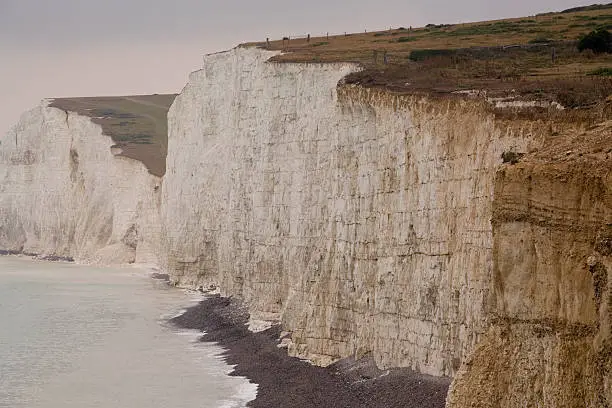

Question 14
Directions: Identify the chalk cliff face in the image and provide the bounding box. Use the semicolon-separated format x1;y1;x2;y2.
447;124;612;407
0;102;161;265
161;47;542;376
2;46;609;404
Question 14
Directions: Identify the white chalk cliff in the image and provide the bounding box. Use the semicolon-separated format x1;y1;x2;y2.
161;48;542;375
1;47;610;406
0;102;161;265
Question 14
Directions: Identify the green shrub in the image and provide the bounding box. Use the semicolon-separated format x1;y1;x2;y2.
501;151;524;164
577;28;612;53
573;15;598;21
562;4;612;13
397;36;417;43
425;23;452;29
408;49;456;61
587;67;612;76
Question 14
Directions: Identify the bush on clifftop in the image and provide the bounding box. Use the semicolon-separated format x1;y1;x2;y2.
578;29;612;53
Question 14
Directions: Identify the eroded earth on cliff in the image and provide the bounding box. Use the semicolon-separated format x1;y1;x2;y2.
448;121;612;407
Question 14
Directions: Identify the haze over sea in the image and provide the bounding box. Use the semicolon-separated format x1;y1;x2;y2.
0;256;256;408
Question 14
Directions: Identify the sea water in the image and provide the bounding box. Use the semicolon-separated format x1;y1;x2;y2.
0;256;256;408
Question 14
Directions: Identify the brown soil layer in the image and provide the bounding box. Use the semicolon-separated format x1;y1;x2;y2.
50;94;176;177
171;295;450;408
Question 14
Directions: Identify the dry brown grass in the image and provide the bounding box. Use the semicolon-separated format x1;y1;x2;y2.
50;94;176;177
249;7;612;63
245;5;612;107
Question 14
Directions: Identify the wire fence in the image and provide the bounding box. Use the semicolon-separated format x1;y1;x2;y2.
266;27;405;42
256;27;575;68
259;27;412;64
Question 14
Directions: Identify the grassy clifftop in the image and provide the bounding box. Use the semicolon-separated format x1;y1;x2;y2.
46;5;612;175
248;3;612;109
50;94;176;177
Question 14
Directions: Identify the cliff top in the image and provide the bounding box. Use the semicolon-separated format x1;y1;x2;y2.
246;3;612;108
49;94;176;177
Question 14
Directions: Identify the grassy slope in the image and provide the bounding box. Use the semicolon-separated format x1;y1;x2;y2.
50;94;176;177
246;4;612;107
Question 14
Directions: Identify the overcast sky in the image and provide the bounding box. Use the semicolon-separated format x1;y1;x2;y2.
0;0;591;134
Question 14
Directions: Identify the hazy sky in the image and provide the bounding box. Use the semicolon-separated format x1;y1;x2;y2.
0;0;590;134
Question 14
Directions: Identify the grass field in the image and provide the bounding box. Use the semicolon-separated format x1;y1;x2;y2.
247;3;612;106
50;95;176;177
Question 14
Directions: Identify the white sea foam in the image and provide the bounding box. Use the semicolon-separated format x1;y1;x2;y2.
160;308;189;320
216;381;259;408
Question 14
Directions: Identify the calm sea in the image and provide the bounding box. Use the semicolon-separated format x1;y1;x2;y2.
0;256;256;408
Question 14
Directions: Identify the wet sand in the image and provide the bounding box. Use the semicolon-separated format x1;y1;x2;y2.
171;295;450;408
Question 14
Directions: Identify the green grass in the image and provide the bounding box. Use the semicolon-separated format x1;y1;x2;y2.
587;66;612;75
431;21;527;37
529;36;553;43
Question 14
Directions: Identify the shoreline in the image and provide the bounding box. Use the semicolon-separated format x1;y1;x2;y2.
0;258;260;408
1;254;450;406
0;250;75;262
171;295;450;408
